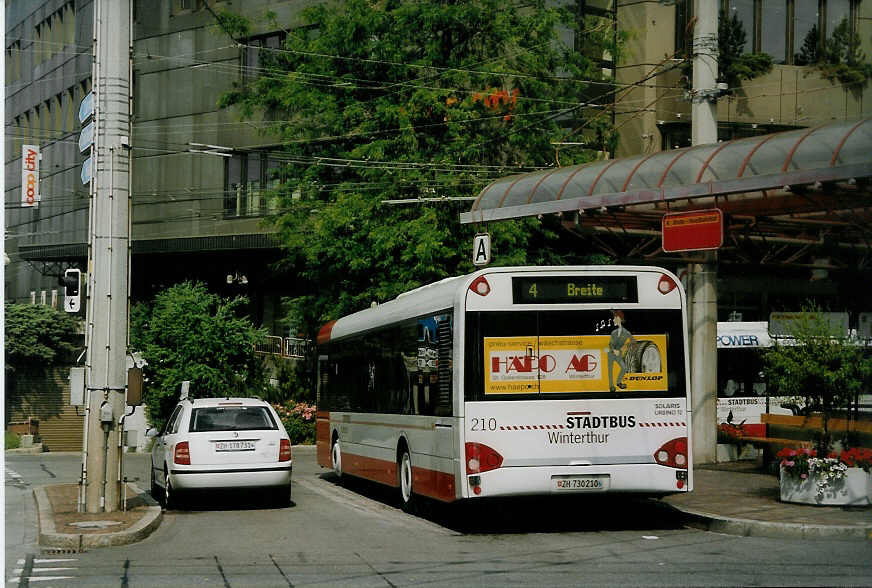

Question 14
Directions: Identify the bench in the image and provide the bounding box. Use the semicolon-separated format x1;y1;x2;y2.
753;414;872;463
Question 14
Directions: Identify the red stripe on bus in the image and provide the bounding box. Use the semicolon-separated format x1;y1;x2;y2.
317;320;336;344
340;451;457;502
316;411;331;468
411;466;457;502
343;453;399;487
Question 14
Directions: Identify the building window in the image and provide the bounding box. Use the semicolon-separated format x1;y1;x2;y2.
172;0;204;15
242;32;285;84
224;152;284;217
679;1;860;65
759;1;787;64
675;0;860;65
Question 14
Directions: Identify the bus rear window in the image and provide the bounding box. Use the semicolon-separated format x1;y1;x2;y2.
465;309;686;400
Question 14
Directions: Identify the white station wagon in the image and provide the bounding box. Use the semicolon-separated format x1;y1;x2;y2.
148;397;293;508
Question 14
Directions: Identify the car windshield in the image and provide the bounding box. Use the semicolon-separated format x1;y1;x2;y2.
189;406;278;432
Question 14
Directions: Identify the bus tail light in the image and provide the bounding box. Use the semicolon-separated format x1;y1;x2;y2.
654;437;688;469
469;276;491;296
174;441;191;465
465;442;503;474
657;273;677;295
279;438;292;462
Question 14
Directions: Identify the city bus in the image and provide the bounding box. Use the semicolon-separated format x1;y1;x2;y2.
315;266;692;509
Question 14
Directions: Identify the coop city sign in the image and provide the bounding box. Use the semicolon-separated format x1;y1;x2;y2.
21;145;40;207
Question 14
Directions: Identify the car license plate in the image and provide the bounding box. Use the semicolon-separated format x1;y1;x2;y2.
552;475;609;492
214;440;256;452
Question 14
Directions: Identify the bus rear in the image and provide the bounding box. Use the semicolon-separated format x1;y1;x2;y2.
460;267;691;499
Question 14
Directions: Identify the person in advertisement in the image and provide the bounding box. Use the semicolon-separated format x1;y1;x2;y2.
607;310;635;392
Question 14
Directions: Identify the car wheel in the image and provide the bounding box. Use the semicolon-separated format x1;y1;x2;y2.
150;462;160;500
331;438;343;479
398;447;415;513
164;467;177;510
273;483;292;507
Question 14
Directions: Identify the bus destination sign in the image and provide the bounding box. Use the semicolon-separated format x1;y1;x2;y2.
512;276;638;304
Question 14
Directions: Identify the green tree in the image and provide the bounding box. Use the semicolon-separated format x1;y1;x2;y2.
130;282;269;431
794;24;820;66
716;10;773;92
4;302;83;419
817;18;872;96
4;302;81;375
219;0;620;332
762;305;872;454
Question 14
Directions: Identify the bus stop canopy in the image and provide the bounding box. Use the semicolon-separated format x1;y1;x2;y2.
460;118;871;267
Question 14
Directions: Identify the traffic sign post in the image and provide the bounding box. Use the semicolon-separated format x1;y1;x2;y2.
661;209;723;253
81;156;92;185
78;92;94;123
62;268;81;312
473;233;491;266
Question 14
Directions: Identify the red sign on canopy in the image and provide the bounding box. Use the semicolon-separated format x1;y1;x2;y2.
661;209;724;252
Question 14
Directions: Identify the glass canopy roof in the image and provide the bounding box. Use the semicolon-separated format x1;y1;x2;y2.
461;118;871;224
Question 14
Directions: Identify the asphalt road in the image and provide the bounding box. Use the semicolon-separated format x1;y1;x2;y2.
6;448;872;586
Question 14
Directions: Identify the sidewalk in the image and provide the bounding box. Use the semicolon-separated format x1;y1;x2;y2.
661;460;872;539
33;482;162;550
25;453;872;548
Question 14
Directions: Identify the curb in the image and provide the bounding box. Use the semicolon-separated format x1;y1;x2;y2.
5;444;45;455
34;484;163;550
657;500;872;540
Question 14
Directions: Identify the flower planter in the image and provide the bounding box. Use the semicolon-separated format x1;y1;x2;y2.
717;443;760;463
716;443;737;463
780;466;872;506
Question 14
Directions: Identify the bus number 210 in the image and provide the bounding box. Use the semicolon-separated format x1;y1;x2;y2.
470;418;498;431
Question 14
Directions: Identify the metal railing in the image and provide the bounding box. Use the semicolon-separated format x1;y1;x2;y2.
254;336;310;359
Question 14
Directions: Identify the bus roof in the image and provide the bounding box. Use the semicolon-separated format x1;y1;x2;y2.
317;265;676;345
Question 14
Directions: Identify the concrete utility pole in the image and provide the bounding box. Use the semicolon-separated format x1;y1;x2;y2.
689;0;719;465
83;0;132;513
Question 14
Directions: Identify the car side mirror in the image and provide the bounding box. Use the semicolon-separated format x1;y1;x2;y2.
145;428;159;438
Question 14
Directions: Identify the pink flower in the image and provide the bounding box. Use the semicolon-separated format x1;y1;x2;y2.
800;474;807;479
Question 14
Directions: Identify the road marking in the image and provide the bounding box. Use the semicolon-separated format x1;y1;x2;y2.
5;467;29;487
294;476;456;536
8;555;79;586
8;576;75;583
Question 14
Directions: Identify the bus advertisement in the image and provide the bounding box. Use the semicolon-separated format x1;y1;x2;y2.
316;266;692;509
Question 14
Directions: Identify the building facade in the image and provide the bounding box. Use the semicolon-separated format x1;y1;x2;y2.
5;0;870;331
5;0;306;334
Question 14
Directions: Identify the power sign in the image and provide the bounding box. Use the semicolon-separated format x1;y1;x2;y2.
21;145;40;207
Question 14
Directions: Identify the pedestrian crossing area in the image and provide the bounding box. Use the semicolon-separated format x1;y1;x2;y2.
5;467;29;489
7;555;79;585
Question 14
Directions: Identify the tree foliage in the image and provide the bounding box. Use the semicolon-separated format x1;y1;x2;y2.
4;302;82;375
762;305;872;453
817;18;872;96
716;10;772;92
220;0;620;333
129;282;269;431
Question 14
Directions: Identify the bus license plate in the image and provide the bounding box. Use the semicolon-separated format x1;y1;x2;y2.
552;475;609;492
215;440;256;452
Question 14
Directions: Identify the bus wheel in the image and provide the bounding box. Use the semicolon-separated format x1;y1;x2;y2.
398;448;415;512
331;438;343;479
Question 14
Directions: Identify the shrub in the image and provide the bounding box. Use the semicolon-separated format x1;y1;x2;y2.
273;401;316;445
5;431;21;450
